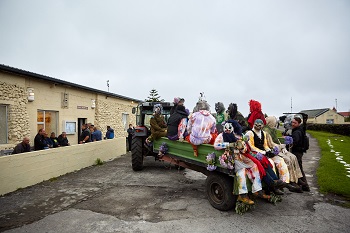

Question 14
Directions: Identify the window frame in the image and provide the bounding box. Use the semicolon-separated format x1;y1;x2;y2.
0;104;8;144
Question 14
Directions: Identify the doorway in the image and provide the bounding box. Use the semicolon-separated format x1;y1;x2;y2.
77;118;87;143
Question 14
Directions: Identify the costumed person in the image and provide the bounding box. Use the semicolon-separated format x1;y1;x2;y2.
145;104;167;145
167;104;189;141
186;100;217;157
214;121;270;205
214;102;227;133
170;97;185;115
247;99;266;130
245;119;286;195
227;103;249;133
290;116;310;191
264;116;303;193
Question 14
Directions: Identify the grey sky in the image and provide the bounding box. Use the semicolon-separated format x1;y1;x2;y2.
1;0;349;117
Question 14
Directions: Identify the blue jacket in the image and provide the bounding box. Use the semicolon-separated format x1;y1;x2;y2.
106;128;114;139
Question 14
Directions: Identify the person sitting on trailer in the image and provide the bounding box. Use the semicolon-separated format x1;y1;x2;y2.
245;119;286;195
186;100;217;157
145;104;167;145
167;104;189;141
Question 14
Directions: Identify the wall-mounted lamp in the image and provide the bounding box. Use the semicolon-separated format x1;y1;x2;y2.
27;87;34;102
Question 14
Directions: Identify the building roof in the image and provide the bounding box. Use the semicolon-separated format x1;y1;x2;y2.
338;112;350;117
299;108;330;118
300;108;345;118
0;64;142;103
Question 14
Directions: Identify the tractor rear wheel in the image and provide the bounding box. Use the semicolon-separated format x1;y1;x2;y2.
131;136;144;171
205;173;236;211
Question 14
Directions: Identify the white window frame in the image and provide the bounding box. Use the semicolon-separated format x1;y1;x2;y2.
0;104;8;144
37;110;59;134
122;113;129;131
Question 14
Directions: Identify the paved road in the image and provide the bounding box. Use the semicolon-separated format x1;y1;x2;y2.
0;135;349;233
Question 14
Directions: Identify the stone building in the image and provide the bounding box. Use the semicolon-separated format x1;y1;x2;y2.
0;64;141;150
300;108;345;124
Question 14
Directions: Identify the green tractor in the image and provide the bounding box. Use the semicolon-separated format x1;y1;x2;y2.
131;102;174;171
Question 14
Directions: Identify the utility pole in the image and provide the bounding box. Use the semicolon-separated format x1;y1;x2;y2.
107;80;109;92
335;98;337;112
291;97;293;113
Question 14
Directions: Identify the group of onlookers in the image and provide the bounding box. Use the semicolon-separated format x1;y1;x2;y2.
78;123;114;144
11;123;115;155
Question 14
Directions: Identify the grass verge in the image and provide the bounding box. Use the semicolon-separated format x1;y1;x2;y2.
308;130;350;199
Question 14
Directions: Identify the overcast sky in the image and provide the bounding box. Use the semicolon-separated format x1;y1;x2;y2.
1;0;349;117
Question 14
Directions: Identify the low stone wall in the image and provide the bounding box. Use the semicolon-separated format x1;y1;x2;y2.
0;138;126;196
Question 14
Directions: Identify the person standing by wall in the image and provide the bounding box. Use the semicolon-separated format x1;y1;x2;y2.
12;137;31;154
127;124;135;151
79;123;91;144
105;126;114;139
90;126;102;141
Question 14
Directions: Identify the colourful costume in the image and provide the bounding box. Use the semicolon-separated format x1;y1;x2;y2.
167;105;189;141
187;110;216;145
247;100;266;129
245;119;286;195
264;116;303;189
213;103;269;205
186;100;217;156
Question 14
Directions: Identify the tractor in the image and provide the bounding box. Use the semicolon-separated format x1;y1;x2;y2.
131;101;174;171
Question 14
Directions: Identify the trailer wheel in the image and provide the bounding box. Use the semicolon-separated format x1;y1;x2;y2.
205;173;236;211
131;136;144;171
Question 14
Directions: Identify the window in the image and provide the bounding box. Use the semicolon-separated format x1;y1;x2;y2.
326;119;334;124
0;105;8;144
37;110;58;134
122;113;129;131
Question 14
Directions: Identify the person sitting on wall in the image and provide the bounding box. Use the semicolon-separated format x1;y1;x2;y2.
34;129;47;151
50;132;60;148
12;137;31;154
146;104;167;145
105;126;114;139
167;104;189;141
43;132;52;148
186;100;217;157
57;132;70;146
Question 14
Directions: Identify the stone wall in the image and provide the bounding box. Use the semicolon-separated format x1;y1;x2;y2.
95;97;136;138
0;81;30;150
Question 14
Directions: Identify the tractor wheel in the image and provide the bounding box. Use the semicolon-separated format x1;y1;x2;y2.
131;136;144;171
205;173;236;211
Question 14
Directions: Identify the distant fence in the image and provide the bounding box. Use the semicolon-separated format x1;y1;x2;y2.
0;138;126;196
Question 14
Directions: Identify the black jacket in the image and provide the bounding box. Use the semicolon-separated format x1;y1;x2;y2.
167;105;188;138
58;135;69;146
34;133;46;151
291;126;304;153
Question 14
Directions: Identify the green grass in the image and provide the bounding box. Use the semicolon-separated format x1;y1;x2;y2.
94;158;104;166
308;130;350;198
